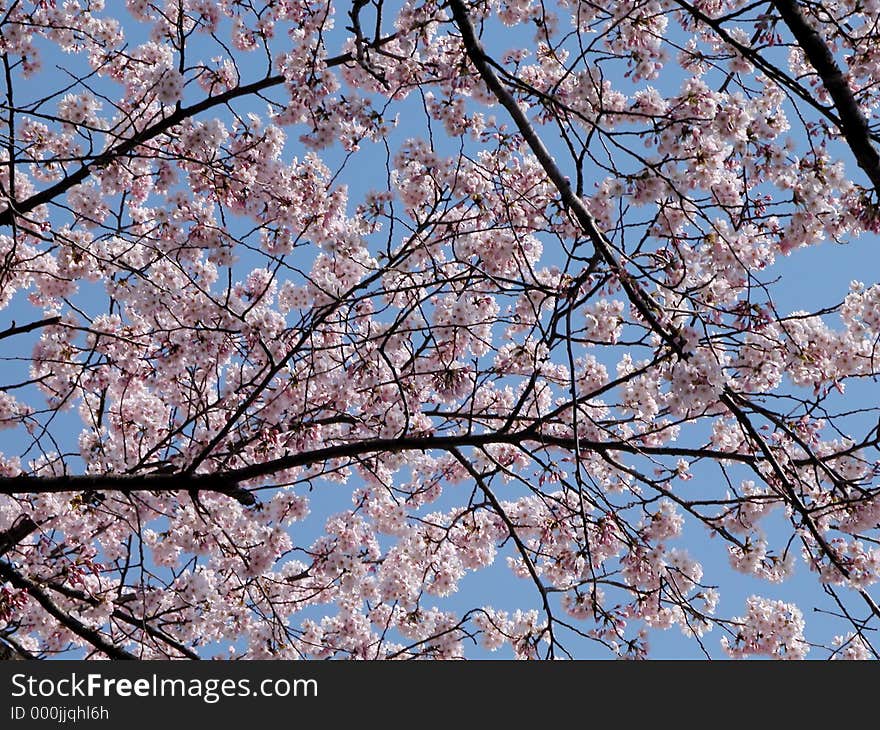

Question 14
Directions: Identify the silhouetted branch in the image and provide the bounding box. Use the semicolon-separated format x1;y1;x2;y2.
0;317;61;341
770;0;880;192
0;561;137;660
0;515;38;556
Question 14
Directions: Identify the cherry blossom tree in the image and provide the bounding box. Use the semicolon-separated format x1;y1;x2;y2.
1;0;880;660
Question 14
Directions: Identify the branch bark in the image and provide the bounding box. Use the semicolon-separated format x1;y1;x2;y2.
0;515;38;556
769;0;880;190
0;638;30;660
0;432;761;500
0;472;256;504
0;35;403;228
0;317;61;341
447;0;880;627
0;561;136;660
0;423;869;500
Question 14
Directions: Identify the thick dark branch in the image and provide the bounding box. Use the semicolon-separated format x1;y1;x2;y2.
0;316;61;341
0;561;137;660
225;431;757;483
0;433;752;501
672;0;845;129
39;579;200;660
0;514;38;556
770;0;880;191
0;637;32;660
0;426;864;500
0;76;280;227
0;472;255;505
447;0;687;357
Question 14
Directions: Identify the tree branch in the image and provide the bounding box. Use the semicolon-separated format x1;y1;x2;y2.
671;0;845;128
0;472;256;504
769;0;880;191
0;35;404;228
0;316;61;341
0;422;867;500
38;578;201;660
0;637;32;660
0;432;760;500
0;514;38;556
0;560;137;660
447;0;688;358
